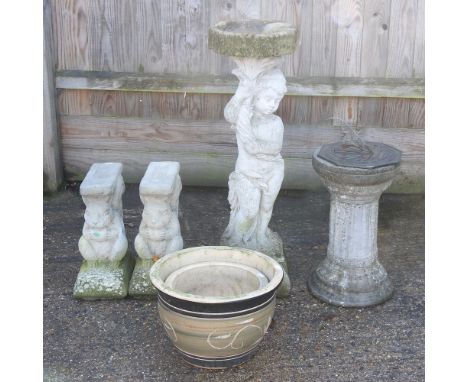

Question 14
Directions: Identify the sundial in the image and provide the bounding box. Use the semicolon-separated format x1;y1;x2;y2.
317;141;401;169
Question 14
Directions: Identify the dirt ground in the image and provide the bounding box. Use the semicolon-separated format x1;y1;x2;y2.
44;184;424;381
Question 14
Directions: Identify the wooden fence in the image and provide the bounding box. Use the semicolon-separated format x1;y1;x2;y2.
44;0;425;192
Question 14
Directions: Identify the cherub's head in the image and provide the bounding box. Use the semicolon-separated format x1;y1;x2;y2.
253;69;287;115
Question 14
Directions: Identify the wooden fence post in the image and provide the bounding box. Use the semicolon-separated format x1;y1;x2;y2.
43;0;63;192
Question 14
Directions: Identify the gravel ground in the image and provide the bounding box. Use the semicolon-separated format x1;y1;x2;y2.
43;185;424;381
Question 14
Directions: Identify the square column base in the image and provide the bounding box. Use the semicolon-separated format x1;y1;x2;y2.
307;258;393;307
73;253;134;300
128;258;158;298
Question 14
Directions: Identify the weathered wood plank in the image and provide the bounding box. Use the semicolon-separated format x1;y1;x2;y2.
58;89;232;120
358;0;391;128
360;0;391;77
62;147;423;193
334;0;364;78
386;0;418;77
87;0;114;72
59;115;424;163
310;0;338;77
136;0;163;73
57;89;92;115
384;0;418;130
56;71;425;98
412;0;425;77
333;0;364;127
208;0;237;75
44;0;63;191
51;0;425;81
260;0;303;76
161;0;187;74
408;99;425;129
382;98;410;129
52;0;90;70
186;0;210;74
58;89;424;128
237;0;261;19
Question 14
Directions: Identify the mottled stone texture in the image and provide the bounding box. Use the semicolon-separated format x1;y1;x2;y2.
129;162;183;297
308;152;400;307
209;20;297;58
73;163;132;299
210;19;298;297
73;254;134;300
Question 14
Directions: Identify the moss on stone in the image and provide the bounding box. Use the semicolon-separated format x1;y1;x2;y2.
128;258;158;298
73;253;134;300
209;20;297;58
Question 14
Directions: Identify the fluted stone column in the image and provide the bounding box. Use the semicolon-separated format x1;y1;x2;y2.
308;144;401;307
209;20;298;297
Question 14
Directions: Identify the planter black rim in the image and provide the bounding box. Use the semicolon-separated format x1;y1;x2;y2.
150;246;284;305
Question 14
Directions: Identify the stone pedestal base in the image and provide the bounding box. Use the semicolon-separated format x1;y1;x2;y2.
307;258;393;307
308;150;400;307
73;253;134;300
129;258;158;298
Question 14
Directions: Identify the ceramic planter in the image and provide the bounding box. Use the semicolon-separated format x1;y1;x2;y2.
149;246;284;368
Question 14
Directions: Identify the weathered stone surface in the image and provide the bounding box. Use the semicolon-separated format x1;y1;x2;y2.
74;163;131;299
218;59;290;296
129;162;183;297
129;258;158;297
211;20;298;297
73;253;134;300
209;20;297;58
44;185;425;381
308;151;400;307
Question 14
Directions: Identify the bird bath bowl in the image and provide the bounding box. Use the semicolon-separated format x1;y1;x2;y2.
150;246;284;368
208;20;297;58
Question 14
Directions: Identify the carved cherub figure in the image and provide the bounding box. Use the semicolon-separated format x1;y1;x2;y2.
222;66;287;253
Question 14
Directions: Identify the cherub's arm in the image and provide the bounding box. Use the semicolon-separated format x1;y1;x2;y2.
225;70;255;124
238;117;284;156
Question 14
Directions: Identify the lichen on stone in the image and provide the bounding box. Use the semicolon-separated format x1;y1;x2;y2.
209;20;297;58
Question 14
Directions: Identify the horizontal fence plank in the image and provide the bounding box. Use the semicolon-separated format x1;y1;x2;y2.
56;70;425;99
62;147;423;194
60;115;424;193
58;89;424;129
60;116;424;162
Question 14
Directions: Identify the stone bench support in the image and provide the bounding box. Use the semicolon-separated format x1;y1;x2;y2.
129;162;183;297
73;163;133;299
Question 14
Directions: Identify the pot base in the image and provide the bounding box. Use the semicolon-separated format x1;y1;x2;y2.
178;347;257;369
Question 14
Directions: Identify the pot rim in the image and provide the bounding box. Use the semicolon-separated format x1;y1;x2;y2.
149;246;284;304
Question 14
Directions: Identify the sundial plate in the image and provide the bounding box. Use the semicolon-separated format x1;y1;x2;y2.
317;142;401;169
